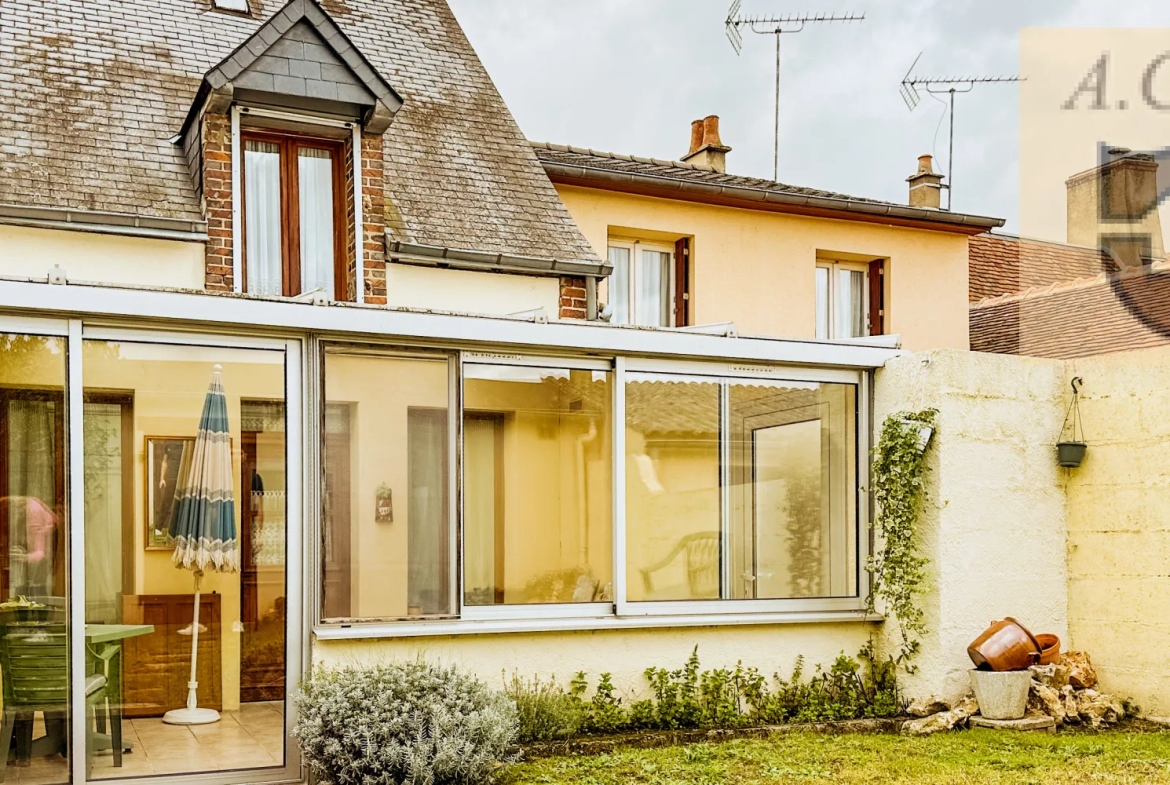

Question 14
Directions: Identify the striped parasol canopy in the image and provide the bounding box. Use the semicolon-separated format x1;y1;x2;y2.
169;364;239;574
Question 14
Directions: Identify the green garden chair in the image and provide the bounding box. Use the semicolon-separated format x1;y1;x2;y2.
0;622;108;781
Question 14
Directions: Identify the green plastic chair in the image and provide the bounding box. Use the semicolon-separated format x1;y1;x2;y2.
0;622;108;781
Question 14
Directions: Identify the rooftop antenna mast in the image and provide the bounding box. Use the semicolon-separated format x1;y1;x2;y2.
726;0;864;181
900;53;1024;210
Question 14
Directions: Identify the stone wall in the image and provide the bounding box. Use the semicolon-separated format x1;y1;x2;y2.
875;349;1069;704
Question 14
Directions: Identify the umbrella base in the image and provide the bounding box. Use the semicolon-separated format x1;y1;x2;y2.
162;707;221;726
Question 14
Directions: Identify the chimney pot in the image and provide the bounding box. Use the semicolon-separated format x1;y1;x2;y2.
688;120;704;157
907;153;944;209
702;115;724;149
681;114;732;174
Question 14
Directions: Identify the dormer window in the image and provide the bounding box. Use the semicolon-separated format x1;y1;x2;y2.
243;132;343;298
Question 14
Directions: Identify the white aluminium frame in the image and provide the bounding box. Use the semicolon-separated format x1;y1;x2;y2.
458;351;615;622
41;316;306;785
614;357;869;618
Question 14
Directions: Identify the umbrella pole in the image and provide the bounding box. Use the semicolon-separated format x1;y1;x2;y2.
163;569;221;725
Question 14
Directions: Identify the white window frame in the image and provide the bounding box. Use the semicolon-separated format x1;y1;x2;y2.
606;239;676;328
59;322;306;785
816;260;870;340
458;351;616;622
614;357;868;618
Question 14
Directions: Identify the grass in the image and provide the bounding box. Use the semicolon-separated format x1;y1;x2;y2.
504;727;1170;785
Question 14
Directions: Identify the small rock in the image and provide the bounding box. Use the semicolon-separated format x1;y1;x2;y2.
1027;681;1066;724
1060;686;1081;725
1076;689;1125;729
902;695;978;736
907;697;950;717
1063;651;1098;690
1029;663;1071;690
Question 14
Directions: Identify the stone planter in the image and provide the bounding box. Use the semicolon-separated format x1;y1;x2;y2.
970;669;1031;720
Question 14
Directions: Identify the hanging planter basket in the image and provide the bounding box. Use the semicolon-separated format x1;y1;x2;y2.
1057;441;1087;468
1057;377;1087;469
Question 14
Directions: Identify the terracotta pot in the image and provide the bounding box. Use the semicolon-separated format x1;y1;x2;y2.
967;617;1043;671
1036;633;1061;666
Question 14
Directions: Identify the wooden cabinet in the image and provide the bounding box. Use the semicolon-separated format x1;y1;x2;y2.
121;594;221;718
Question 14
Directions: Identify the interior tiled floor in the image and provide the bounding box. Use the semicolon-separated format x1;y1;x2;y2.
5;702;285;783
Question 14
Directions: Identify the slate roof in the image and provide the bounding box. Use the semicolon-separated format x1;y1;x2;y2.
532;143;889;205
0;0;600;265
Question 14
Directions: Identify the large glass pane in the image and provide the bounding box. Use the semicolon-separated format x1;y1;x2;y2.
625;374;720;601
298;147;335;297
244;139;283;296
728;380;857;599
636;249;672;327
606;246;630;324
463;364;612;606
83;340;287;779
0;333;67;784
322;352;450;621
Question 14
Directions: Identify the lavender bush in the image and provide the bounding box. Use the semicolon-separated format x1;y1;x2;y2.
294;661;518;785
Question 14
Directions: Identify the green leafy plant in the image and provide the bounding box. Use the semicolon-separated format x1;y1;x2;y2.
506;673;583;743
294;660;517;785
867;409;937;671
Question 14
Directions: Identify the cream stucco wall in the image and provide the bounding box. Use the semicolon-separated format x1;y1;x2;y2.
385;263;561;316
0;225;206;289
875;349;1069;704
1064;346;1170;716
313;622;875;700
553;185;971;351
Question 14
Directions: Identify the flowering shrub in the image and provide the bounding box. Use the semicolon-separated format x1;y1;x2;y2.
294;661;518;785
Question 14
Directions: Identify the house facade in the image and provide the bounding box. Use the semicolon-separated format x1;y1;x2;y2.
3;0;1120;782
533;124;1002;350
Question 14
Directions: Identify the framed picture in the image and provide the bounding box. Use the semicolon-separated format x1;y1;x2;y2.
145;436;195;550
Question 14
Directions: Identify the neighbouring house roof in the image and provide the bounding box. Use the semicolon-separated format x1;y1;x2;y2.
532;142;1005;236
968;232;1170;359
0;0;601;268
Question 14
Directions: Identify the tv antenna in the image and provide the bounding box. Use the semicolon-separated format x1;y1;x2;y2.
900;52;1024;210
726;0;864;181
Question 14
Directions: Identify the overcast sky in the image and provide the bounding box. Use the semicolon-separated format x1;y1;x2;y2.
448;0;1170;233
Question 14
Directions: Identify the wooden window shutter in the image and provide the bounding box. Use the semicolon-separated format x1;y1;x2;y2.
868;259;885;336
674;238;690;327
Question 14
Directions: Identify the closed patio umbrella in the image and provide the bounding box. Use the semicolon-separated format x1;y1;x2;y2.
164;364;239;726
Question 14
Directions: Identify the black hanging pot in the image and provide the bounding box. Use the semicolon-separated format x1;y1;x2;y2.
1057;441;1087;468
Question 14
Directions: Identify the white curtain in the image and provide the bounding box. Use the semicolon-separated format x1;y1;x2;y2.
815;267;830;340
7;399;57;598
299;148;335;297
835;268;866;339
84;402;122;622
606;246;630;324
245;141;283;296
637;249;671;327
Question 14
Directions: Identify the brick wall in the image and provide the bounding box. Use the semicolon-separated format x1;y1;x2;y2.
202;112;234;291
559;276;587;319
199;113;386;302
360;132;387;304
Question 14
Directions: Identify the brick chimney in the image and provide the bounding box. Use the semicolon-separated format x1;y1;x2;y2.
907;154;944;209
681;115;732;174
1066;147;1164;262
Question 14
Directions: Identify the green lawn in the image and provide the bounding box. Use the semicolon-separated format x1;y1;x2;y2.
505;728;1170;785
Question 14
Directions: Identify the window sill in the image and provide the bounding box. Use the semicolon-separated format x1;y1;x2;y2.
313;609;883;641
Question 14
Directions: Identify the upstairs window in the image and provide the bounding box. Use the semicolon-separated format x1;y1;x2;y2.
816;261;869;340
607;241;674;327
243;133;345;299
